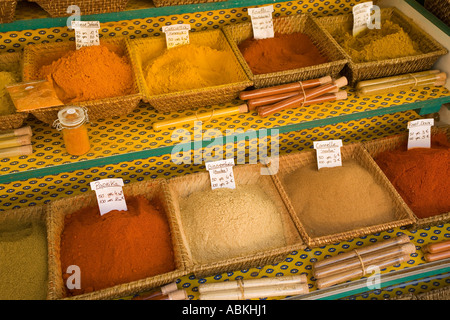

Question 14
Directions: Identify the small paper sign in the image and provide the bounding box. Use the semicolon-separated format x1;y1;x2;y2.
162;24;191;49
313;140;343;170
90;178;127;216
407;119;434;149
352;1;373;36
248;5;274;40
205;159;236;190
71;21;100;50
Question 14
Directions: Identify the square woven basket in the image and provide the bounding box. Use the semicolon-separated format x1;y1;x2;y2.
0;205;51;300
362;125;450;230
166;163;305;278
153;0;226;7
0;51;29;131
317;7;448;85
129;29;253;113
425;0;450;27
46;179;189;300
0;0;17;24
22;37;142;125
268;143;416;248
222;13;348;89
28;0;130;17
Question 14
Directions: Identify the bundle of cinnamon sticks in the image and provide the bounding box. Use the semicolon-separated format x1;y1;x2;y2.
239;76;348;118
312;234;416;289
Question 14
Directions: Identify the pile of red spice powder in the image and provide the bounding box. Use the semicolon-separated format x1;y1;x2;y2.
238;32;328;75
60;196;176;296
375;133;450;219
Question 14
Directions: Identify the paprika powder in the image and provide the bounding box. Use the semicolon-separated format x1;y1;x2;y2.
374;133;450;219
60;195;176;296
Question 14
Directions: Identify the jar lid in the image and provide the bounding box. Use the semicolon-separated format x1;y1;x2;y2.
57;106;86;128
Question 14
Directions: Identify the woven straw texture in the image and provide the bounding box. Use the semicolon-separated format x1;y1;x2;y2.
22;37;142;125
166;163;304;278
153;0;226;7
389;285;450;300
425;0;450;26
317;7;448;85
129;29;252;113
0;51;29;130
222;13;348;89
0;205;51;300
362;125;450;230
0;0;16;23
46;179;188;300
269;143;416;248
29;0;130;17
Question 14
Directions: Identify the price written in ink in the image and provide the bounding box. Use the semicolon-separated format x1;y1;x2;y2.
71;21;100;50
313;140;343;170
407;119;434;149
205;159;236;190
162;24;191;49
90;178;128;215
248;5;274;39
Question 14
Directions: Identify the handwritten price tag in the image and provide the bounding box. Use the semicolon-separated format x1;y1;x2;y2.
162;24;191;49
205;159;236;190
313;140;343;170
352;1;373;36
248;5;274;40
71;21;100;50
407;119;434;149
90;178;128;215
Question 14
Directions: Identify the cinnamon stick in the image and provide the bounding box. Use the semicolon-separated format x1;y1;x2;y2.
422;240;450;254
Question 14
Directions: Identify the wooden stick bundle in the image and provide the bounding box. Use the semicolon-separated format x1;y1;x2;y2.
240;76;348;118
356;70;447;96
312;234;415;289
422;240;450;262
198;275;309;300
0;126;33;158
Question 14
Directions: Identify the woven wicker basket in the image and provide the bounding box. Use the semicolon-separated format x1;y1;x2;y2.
425;0;450;27
0;0;17;23
129;29;253;113
0;205;51;300
362;125;450;230
28;0;130;17
222;14;348;89
269;143;416;248
0;51;29;131
46;179;188;300
153;0;226;7
317;7;448;85
166;163;304;278
22;38;142;125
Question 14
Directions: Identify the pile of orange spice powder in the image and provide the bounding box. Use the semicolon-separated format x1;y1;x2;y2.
238;32;328;75
60;196;176;296
374;133;450;219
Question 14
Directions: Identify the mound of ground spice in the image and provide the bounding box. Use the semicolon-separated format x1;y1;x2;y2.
60;196;176;296
238;32;328;75
39;45;134;103
374;133;450;219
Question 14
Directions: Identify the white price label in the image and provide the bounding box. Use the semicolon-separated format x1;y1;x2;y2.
313;140;343;170
90;178;128;216
248;5;274;40
162;24;191;49
205;159;236;190
407;119;434;149
71;21;100;50
352;1;373;36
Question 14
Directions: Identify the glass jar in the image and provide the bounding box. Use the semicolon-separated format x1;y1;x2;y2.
54;106;90;156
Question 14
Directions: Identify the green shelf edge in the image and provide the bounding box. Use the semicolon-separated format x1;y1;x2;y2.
0;95;448;184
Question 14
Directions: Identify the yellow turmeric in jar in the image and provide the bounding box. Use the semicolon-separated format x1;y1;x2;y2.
62;124;90;156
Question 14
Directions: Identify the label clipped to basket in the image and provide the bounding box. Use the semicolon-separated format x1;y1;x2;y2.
352;1;373;36
162;24;191;49
313;139;343;170
205;159;236;190
71;21;100;50
248;5;274;40
407;119;434;149
90;178;128;215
